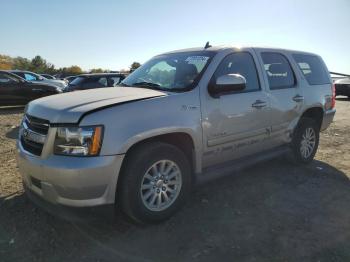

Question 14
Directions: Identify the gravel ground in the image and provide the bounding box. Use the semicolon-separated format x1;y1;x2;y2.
0;98;349;262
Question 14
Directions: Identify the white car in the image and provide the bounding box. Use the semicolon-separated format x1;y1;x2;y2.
10;70;68;89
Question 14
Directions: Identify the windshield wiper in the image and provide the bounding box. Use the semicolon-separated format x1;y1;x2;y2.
130;81;166;91
132;81;161;88
118;82;130;87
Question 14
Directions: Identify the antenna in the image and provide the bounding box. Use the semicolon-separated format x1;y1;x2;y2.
204;41;212;49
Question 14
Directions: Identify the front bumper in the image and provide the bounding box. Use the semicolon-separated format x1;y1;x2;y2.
17;141;125;208
321;109;336;131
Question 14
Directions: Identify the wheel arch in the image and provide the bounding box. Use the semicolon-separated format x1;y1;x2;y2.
115;130;200;200
298;106;324;130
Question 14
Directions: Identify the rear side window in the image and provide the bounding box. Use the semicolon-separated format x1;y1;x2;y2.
0;73;18;84
214;52;260;92
292;54;330;85
261;53;295;90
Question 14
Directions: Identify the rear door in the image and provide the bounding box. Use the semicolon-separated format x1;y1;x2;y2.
255;49;304;147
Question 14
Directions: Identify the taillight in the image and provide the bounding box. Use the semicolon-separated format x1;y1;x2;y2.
331;83;336;109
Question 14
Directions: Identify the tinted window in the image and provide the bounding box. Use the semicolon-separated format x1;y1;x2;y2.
261;53;295;90
69;76;84;86
24;73;38;81
292;54;330;85
214;52;260;92
82;77;108;89
0;73;18;84
108;76;121;86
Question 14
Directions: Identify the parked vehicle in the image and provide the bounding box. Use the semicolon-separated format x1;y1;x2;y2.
334;77;350;98
17;46;335;224
64;73;126;92
64;75;78;83
10;70;67;89
0;70;62;106
40;74;56;80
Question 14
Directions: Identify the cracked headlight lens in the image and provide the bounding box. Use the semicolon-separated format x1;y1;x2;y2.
54;126;103;156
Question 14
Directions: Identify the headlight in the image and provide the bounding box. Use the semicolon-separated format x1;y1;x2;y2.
54;126;103;156
55;86;63;92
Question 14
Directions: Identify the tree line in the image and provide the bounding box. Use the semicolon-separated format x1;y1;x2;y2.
0;54;141;77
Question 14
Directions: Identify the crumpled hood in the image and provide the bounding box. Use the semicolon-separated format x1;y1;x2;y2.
26;87;166;123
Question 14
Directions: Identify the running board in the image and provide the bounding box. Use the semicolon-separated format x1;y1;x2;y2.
196;146;290;185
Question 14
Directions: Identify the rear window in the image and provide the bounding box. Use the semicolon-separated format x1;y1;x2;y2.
292;54;330;85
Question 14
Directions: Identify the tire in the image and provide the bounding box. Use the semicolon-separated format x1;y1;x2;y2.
118;142;192;224
289;117;320;164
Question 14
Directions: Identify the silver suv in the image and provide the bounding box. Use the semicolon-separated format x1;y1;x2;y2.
17;46;336;223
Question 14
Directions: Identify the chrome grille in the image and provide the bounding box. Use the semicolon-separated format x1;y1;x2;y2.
20;114;49;156
24;115;49;135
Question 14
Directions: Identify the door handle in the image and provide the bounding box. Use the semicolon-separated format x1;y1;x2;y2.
32;88;44;92
293;95;304;102
252;100;267;109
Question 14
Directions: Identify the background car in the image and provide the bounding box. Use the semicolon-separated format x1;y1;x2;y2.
40;74;56;80
10;70;67;89
63;75;78;83
0;70;61;106
64;73;126;92
334;77;350;98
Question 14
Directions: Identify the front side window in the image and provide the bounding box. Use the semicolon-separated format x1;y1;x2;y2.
109;76;121;86
97;77;107;87
121;51;215;92
261;53;295;90
24;73;37;81
213;52;260;92
292;54;330;85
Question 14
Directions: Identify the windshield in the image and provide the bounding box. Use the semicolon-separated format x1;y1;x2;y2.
69;76;85;86
121;51;215;91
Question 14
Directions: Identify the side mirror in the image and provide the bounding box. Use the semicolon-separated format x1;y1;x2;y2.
209;74;246;97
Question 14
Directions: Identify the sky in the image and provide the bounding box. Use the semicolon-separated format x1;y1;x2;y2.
1;0;349;73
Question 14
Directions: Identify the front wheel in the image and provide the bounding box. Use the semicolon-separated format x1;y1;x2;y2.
118;142;192;224
289;117;320;164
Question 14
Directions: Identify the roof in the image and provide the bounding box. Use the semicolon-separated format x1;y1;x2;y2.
160;45;319;57
76;73;127;77
0;70;24;78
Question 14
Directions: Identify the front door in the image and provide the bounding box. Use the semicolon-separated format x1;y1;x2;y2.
201;51;271;168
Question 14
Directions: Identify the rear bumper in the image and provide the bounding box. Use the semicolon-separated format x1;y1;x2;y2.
17;141;125;208
321;109;336;131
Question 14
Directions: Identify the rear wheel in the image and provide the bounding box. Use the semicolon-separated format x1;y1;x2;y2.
289;117;320;164
119;142;192;224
